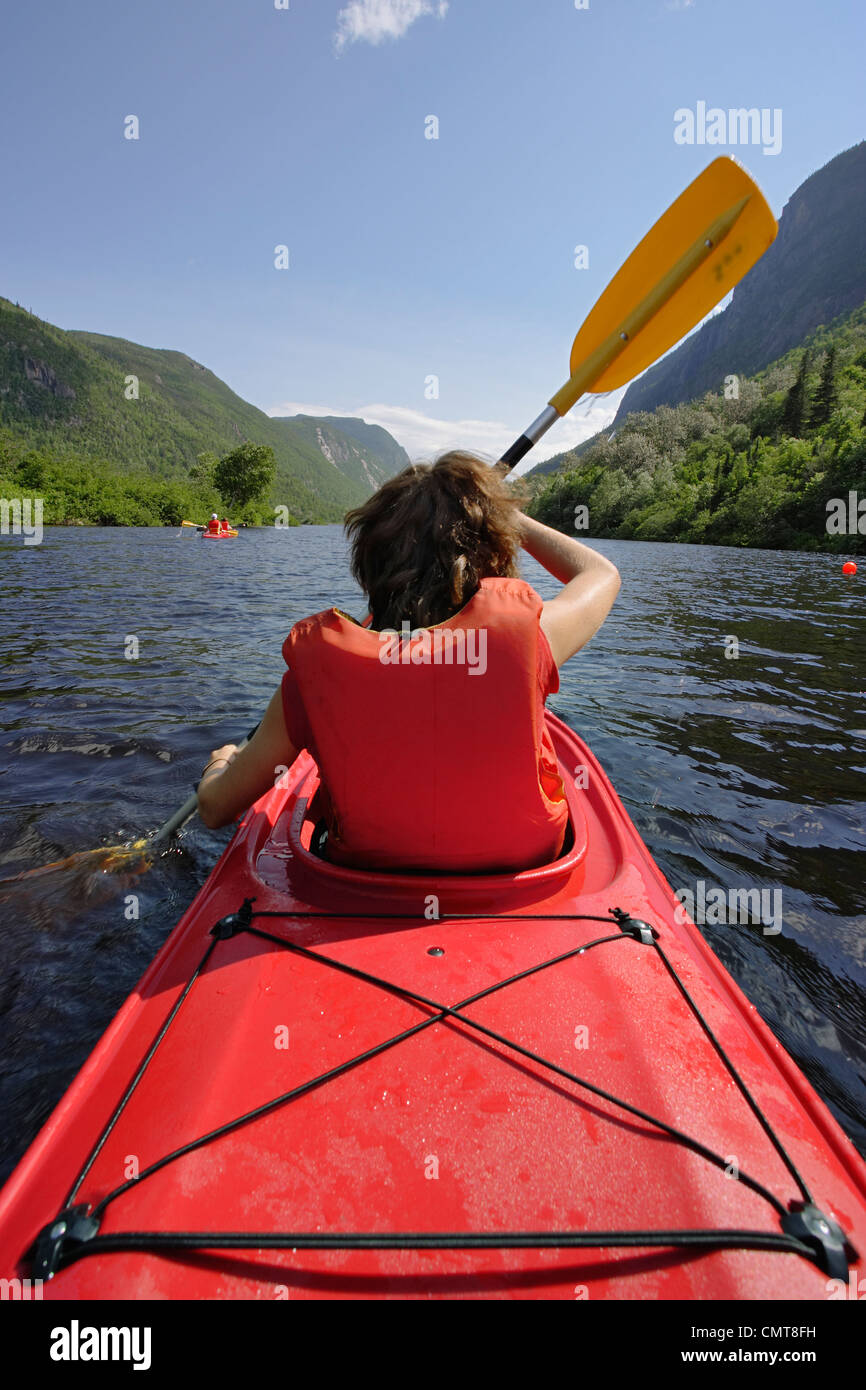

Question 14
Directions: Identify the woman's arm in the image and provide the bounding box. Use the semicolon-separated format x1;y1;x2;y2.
519;513;621;667
198;687;297;829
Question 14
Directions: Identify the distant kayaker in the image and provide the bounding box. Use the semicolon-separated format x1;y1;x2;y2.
198;452;621;872
206;514;220;535
220;517;232;532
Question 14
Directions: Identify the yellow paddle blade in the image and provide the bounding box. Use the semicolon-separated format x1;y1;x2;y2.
564;156;777;398
0;841;152;887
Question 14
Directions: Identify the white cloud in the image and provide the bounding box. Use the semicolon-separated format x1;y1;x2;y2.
335;0;448;52
267;389;625;473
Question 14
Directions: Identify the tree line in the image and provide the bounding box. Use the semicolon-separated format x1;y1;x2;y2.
529;306;866;552
0;438;292;527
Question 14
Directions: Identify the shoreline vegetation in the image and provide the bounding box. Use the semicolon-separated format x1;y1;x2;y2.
0;439;301;529
527;305;866;554
2;305;865;550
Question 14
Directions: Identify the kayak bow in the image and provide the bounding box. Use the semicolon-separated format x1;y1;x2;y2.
0;714;863;1300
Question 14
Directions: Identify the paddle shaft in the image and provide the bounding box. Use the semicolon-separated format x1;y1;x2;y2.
149;790;201;846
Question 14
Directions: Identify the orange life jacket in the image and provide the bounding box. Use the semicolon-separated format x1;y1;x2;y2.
281;578;568;873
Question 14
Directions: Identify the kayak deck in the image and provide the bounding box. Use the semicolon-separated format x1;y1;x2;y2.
1;714;864;1299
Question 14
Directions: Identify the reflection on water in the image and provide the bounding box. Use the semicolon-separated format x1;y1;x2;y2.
0;525;864;1180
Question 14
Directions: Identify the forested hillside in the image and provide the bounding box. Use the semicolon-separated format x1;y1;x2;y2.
529;303;866;553
0;297;406;524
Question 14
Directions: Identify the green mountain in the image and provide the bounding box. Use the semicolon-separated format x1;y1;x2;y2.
612;141;866;422
528;301;866;552
269;415;409;497
0;297;406;522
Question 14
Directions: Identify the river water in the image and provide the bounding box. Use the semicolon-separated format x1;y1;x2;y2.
0;525;864;1183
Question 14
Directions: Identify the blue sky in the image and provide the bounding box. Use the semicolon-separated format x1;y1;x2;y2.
3;0;863;468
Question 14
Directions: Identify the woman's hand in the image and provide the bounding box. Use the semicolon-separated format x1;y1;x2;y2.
197;692;297;829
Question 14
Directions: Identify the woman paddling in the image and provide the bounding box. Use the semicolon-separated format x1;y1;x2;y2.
198;452;620;872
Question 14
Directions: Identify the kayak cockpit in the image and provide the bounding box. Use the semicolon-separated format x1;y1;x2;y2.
253;733;589;913
254;772;586;911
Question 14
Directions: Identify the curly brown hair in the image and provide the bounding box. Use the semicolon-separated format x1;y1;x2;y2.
345;451;524;630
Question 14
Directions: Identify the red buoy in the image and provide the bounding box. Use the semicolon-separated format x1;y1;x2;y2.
842;561;858;575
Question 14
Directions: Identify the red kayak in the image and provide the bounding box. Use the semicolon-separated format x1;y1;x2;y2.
1;712;864;1299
